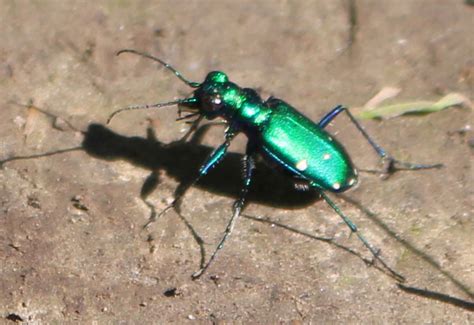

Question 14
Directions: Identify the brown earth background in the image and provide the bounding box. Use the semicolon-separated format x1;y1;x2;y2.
0;1;473;323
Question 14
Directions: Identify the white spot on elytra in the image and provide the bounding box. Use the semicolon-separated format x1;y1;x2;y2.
353;168;358;176
323;153;331;160
296;159;308;171
348;178;356;186
332;182;341;190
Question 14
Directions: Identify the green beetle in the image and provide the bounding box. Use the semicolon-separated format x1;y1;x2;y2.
109;49;441;280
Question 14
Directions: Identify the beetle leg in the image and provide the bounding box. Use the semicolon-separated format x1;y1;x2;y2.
192;142;256;279
319;191;406;282
176;115;204;143
318;105;443;175
143;128;236;228
318;105;345;128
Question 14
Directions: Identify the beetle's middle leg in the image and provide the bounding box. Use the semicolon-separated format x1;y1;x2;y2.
318;105;443;175
192;142;256;279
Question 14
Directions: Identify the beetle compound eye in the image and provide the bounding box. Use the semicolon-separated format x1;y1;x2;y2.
212;95;223;107
210;94;224;110
201;93;224;112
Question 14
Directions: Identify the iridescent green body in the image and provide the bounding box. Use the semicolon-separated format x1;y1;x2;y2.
111;49;440;280
260;98;357;192
188;71;358;193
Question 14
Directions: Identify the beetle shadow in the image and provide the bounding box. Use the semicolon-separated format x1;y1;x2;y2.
339;194;474;306
82;122;325;274
396;283;474;312
82;123;320;209
1;117;413;280
83;123;415;282
3;109;472;309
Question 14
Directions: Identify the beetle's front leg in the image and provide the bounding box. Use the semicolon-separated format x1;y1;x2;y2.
176;115;204;143
143;127;237;228
318;105;443;176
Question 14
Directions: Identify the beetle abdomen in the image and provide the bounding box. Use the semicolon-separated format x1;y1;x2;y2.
261;99;357;192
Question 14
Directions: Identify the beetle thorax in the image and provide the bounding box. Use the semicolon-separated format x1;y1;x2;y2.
193;71;271;129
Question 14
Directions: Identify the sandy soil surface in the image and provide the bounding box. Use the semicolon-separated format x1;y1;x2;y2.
1;1;473;323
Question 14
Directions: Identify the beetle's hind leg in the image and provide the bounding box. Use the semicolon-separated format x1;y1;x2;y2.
319;191;405;282
290;177;404;280
318;105;443;176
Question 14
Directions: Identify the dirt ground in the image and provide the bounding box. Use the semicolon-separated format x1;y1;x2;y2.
0;1;473;323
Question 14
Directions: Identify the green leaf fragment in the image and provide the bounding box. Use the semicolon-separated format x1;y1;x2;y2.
356;93;472;120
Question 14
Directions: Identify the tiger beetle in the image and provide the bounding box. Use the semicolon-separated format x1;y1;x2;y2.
108;49;442;281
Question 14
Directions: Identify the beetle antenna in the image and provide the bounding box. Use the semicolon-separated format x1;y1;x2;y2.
107;98;196;124
117;49;201;88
